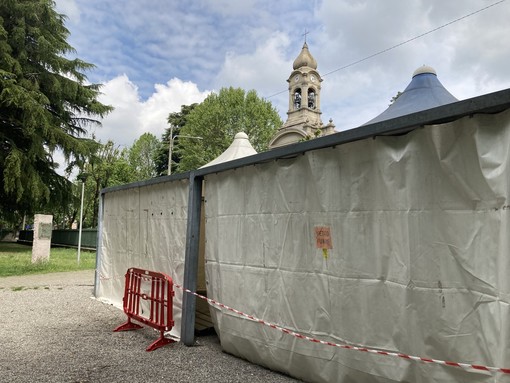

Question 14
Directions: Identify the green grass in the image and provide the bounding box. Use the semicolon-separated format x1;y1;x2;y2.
0;242;95;277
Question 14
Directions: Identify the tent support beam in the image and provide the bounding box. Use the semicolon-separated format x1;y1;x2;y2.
94;192;105;297
181;172;203;346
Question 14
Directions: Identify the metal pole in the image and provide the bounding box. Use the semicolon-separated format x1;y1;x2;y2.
168;125;174;175
168;130;202;176
77;180;85;264
94;192;104;297
181;172;203;346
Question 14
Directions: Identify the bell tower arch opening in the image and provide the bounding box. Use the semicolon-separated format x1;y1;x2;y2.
293;88;302;109
308;87;316;109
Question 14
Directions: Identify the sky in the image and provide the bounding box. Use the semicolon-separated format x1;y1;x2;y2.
53;0;510;167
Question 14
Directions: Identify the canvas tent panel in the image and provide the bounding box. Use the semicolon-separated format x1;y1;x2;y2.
96;179;189;339
204;110;510;382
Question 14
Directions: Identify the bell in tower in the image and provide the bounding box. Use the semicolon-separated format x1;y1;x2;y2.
269;41;335;149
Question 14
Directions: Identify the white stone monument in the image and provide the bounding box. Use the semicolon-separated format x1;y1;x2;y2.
32;214;53;263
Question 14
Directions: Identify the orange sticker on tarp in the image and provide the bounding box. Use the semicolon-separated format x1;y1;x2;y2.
315;226;332;249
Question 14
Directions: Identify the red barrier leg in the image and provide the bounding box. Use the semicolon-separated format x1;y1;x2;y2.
113;317;143;332
146;330;176;352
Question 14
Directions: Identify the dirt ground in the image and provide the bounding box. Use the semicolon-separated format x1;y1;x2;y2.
0;270;300;383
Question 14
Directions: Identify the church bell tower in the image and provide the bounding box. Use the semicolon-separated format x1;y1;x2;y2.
269;41;335;149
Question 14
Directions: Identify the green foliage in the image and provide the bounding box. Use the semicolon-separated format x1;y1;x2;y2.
75;135;159;228
49;180;80;229
300;128;322;142
127;132;158;180
154;103;197;175
0;0;112;225
0;242;95;277
389;91;402;106
108;156;133;186
176;88;281;172
80;140;128;227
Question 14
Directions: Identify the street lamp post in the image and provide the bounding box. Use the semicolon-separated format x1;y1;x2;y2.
167;131;203;175
167;125;174;175
77;173;88;264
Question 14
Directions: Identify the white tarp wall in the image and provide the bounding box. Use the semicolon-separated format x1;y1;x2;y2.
96;179;189;338
204;110;510;382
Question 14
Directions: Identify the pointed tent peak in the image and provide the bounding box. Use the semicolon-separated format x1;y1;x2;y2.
363;65;458;126
200;132;257;168
293;42;318;70
234;132;249;140
413;65;437;77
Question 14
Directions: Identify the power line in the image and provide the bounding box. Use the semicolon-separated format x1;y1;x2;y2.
266;0;507;99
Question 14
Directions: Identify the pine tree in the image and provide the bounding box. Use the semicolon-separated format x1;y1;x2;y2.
0;0;112;222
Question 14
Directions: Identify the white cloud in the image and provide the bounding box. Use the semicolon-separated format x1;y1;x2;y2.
54;75;210;177
214;32;292;117
51;0;510;173
139;78;212;140
311;0;510;129
92;75;210;146
199;0;260;16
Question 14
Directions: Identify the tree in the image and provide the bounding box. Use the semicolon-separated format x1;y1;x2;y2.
127;132;158;180
0;0;112;224
176;88;281;172
80;140;130;227
153;103;197;175
389;91;402;106
69;134;159;229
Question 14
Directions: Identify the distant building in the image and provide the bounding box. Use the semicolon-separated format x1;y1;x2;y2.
269;42;335;148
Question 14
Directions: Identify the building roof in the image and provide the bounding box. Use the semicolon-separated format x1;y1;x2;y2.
364;65;458;125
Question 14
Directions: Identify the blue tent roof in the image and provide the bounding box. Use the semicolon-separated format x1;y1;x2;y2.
364;66;458;125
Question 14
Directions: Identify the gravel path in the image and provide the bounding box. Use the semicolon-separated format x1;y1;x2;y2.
0;271;300;383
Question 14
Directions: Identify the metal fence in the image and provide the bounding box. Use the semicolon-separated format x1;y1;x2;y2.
17;229;97;249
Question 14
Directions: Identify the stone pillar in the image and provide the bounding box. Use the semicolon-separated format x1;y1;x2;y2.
32;214;53;263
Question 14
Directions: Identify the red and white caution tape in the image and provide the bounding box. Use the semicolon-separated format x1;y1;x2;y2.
174;283;510;375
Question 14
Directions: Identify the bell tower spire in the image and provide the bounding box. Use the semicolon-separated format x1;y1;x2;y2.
269;39;335;149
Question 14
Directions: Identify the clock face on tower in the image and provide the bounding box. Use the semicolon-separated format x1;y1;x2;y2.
311;75;316;82
294;75;300;82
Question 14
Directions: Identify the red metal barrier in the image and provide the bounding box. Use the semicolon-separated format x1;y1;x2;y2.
114;267;175;351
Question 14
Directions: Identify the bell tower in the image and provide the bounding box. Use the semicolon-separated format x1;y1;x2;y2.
269;41;335;149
